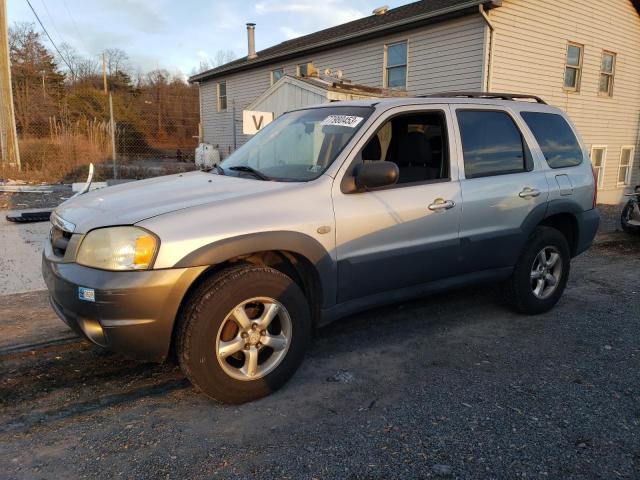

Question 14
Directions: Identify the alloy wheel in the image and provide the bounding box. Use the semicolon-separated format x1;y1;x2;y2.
530;246;563;300
215;297;292;381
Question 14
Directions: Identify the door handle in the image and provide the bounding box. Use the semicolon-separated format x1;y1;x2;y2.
519;187;541;199
428;198;456;211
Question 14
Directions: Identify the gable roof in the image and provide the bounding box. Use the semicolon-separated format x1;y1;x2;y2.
190;0;640;84
190;0;499;83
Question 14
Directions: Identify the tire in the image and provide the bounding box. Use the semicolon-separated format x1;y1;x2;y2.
621;201;640;234
506;226;571;315
176;264;311;404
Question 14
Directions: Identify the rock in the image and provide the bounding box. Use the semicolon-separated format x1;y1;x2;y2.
327;370;354;383
432;464;453;477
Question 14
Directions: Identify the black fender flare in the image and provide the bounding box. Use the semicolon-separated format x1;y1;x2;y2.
173;231;336;308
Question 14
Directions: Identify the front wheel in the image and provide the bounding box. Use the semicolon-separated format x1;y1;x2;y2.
506;227;571;315
176;264;311;403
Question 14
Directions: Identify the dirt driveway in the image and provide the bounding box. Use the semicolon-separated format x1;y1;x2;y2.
1;238;639;479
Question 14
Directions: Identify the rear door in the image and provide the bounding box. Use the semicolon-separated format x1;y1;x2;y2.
452;105;550;272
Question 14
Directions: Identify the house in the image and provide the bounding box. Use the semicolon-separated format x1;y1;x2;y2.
189;0;640;204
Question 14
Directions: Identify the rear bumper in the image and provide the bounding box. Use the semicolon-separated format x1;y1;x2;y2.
42;254;206;362
575;208;600;256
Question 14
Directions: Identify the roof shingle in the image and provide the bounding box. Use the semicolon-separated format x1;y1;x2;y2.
190;0;492;82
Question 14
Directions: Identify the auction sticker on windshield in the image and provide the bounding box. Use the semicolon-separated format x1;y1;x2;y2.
321;115;364;128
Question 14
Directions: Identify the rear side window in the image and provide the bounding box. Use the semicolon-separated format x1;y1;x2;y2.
521;112;583;168
457;110;531;178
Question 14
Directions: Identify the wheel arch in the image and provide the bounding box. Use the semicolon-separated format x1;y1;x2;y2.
539;199;586;257
171;230;334;333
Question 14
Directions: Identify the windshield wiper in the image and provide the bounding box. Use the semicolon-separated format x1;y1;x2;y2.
213;164;225;175
228;165;270;181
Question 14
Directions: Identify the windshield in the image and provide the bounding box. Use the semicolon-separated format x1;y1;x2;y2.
220;106;373;181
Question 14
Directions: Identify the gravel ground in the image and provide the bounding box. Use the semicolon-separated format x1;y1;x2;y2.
1;239;639;479
597;204;624;234
0;189;72;211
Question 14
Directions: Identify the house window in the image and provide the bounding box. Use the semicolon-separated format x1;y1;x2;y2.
271;68;284;85
217;82;227;111
590;146;607;188
297;63;311;77
385;41;407;89
599;51;616;96
618;147;634;186
564;43;583;91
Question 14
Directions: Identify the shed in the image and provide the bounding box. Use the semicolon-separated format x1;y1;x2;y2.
246;75;405;119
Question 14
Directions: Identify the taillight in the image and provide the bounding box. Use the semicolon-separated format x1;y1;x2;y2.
591;165;598;208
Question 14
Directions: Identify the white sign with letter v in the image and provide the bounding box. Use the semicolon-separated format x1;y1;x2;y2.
243;110;275;134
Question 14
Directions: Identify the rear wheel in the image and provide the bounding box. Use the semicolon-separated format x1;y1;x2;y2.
507;227;571;315
177;264;311;403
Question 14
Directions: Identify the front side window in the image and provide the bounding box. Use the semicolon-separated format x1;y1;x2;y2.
618;147;634;186
564;43;583;90
358;110;449;185
521;112;583;168
599;51;616;96
271;68;284;85
385;41;407;89
221;106;373;182
217;82;227;111
457;110;532;179
590;146;607;188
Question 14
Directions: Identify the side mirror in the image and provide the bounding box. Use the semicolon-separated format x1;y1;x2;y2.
354;161;399;191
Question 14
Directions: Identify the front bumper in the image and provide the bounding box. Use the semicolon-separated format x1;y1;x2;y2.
42;253;207;362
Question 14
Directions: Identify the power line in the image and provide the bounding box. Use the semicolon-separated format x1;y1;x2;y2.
24;0;76;78
38;0;64;47
61;0;84;49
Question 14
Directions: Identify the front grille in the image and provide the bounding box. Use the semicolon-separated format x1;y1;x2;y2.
51;226;72;258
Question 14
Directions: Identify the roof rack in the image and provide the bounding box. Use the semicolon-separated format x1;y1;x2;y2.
420;92;547;104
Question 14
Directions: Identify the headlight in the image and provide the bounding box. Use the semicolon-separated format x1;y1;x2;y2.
77;227;158;271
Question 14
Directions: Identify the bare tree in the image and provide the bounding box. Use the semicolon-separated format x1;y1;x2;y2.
58;42;98;81
103;48;129;77
214;49;236;67
196;50;236;73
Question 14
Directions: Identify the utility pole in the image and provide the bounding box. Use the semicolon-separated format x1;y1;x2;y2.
102;52;107;95
109;92;116;179
0;0;21;170
231;100;237;151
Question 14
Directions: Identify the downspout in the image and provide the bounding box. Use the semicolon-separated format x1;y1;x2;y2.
479;4;494;92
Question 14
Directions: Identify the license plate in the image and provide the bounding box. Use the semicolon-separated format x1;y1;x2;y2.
78;287;95;302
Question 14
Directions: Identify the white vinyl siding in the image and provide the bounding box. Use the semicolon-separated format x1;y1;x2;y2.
618;147;634;186
487;0;640;201
198;15;485;158
591;146;607;189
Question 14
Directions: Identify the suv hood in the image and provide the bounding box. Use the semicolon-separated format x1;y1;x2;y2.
54;171;292;234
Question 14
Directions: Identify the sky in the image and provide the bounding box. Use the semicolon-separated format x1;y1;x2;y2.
8;0;412;79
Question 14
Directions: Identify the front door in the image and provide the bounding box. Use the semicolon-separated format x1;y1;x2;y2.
332;106;463;303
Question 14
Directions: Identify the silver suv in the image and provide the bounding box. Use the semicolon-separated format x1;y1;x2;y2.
43;93;599;403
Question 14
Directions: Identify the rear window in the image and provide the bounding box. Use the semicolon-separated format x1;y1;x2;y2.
521;112;583;168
